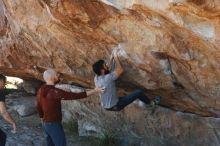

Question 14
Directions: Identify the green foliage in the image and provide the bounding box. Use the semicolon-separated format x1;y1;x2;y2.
63;119;78;135
63;120;117;146
99;130;117;146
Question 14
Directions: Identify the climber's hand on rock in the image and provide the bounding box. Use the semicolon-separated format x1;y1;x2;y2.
110;52;114;60
113;50;118;57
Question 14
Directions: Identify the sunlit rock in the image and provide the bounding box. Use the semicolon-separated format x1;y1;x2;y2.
0;1;220;144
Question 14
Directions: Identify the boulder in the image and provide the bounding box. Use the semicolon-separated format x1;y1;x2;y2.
22;79;43;94
0;0;220;145
6;93;37;117
0;0;219;116
62;96;220;146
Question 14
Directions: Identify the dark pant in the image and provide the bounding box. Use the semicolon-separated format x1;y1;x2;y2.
42;122;66;146
0;128;6;146
108;89;150;111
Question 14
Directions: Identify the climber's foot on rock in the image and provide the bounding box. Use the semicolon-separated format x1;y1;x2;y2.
150;96;161;114
154;96;161;105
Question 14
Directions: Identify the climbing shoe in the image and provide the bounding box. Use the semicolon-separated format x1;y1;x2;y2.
154;96;161;105
150;96;161;114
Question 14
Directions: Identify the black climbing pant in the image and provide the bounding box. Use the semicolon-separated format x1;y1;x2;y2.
0;128;6;146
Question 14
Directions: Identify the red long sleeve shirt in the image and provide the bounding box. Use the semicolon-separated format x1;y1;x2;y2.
37;85;87;122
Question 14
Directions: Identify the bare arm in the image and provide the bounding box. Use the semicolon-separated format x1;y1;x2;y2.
86;88;105;96
54;87;104;100
0;102;16;131
113;54;124;77
107;55;114;71
55;84;104;98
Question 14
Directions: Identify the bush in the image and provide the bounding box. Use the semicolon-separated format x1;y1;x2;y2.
99;130;117;146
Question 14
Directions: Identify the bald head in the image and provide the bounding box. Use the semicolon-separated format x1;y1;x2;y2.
43;69;57;82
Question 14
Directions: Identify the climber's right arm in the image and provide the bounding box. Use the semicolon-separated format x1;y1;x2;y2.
113;54;124;78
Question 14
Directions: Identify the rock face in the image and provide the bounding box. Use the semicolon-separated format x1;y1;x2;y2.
21;79;43;94
6;92;37;117
0;0;219;117
0;0;220;145
62;97;220;146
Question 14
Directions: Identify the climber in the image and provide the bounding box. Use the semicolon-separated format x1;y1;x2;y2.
0;74;17;146
37;69;104;146
92;51;161;111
